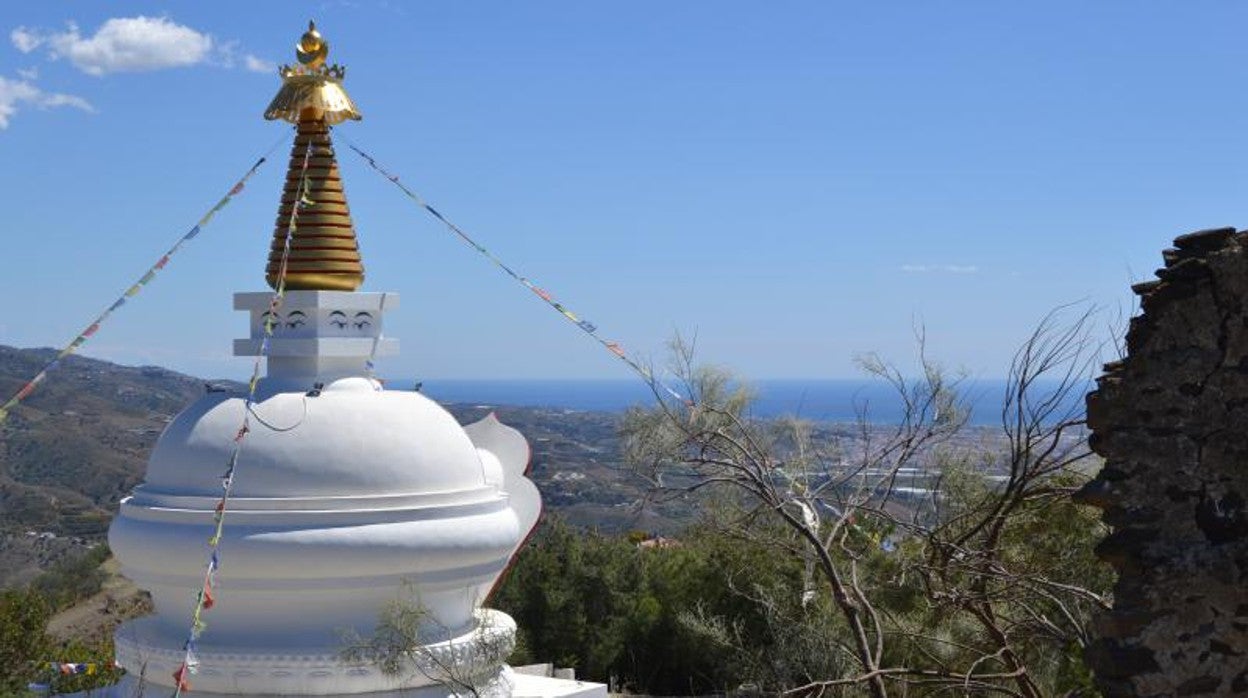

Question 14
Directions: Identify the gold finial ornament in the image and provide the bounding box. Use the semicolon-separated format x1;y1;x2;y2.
263;21;365;292
296;21;328;69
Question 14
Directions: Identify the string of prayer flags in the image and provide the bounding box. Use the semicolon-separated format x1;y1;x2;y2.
343;139;689;406
0;147;279;427
168;140;313;698
46;661;117;676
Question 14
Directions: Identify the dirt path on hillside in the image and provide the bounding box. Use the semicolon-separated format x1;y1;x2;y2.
47;558;152;646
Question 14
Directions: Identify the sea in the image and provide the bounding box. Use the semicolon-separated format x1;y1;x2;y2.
385;378;1090;426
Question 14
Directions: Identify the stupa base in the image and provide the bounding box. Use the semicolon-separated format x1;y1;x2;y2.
77;670;606;698
112;609;526;696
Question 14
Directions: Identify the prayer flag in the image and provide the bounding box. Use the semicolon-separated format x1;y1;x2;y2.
155;255;170;269
82;323;101;337
202;582;215;610
172;664;192;691
230;182;245;196
125;285;141;297
577;320;598;333
186;225;202;239
139;270;156;285
109;298;127;312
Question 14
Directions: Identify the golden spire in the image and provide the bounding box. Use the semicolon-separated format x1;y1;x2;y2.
263;21;364;292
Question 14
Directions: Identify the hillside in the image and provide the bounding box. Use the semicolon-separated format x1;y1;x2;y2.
0;346;675;587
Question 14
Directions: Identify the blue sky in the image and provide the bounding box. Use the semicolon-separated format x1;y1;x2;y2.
2;2;1246;381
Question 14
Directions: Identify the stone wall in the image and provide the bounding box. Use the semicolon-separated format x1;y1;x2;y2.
1079;227;1248;696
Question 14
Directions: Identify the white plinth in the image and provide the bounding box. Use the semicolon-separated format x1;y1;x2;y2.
80;670;607;698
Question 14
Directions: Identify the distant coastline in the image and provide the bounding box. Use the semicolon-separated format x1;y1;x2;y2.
389;378;1089;426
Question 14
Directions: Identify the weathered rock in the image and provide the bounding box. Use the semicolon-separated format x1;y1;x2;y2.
1085;227;1248;695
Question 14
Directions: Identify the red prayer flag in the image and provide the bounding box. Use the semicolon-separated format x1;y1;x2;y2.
172;664;192;691
202;582;215;610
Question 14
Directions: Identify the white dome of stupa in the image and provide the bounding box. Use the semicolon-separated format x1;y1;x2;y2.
141;380;491;498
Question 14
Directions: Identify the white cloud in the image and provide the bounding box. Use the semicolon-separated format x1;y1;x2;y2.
16;67;38;81
13;16;272;77
43;16;213;76
244;54;275;74
10;26;43;53
0;74;93;129
900;264;979;274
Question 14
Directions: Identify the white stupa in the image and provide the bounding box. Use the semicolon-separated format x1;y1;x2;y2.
103;22;603;698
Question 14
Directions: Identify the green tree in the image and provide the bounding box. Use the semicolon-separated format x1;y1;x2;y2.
0;588;51;695
621;308;1113;696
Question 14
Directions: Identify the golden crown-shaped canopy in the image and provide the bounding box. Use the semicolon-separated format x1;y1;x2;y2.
264;21;364;292
263;21;361;125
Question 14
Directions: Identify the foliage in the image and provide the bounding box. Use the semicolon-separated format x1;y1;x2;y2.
494;503;1109;696
30;544;111;611
0;550;124;697
612;309;1113;696
339;582;517;697
0;588;51;695
492;517;766;694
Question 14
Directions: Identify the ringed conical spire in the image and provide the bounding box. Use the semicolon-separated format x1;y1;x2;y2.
263;21;364;292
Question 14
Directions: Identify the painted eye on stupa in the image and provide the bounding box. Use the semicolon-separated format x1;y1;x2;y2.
329;311;348;329
286;311;308;329
354;312;372;330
